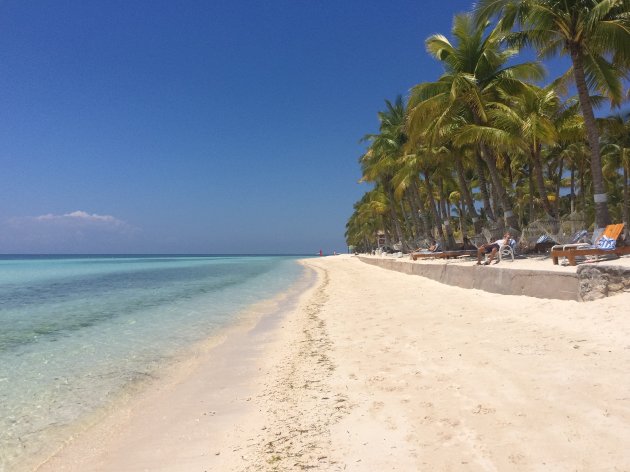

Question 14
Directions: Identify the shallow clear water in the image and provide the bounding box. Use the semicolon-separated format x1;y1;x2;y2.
0;255;305;471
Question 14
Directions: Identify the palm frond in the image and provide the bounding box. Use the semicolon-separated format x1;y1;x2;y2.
581;52;625;106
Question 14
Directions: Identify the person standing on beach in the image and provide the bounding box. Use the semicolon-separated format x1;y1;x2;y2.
476;233;510;265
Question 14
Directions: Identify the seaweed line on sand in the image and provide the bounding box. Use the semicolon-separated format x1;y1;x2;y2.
243;266;351;471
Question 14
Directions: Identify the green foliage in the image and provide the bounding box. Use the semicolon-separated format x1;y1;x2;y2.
346;1;630;249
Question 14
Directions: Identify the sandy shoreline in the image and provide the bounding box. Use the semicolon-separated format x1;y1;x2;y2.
36;255;630;470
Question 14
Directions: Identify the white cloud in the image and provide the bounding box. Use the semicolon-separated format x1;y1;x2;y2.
32;210;126;226
1;210;140;253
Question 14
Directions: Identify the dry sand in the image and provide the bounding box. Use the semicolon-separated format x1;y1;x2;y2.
37;255;630;471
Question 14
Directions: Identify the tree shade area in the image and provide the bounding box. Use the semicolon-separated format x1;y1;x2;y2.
346;0;630;253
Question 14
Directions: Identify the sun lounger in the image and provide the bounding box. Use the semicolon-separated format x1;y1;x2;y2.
410;241;442;260
551;224;629;265
533;234;558;253
550;229;590;252
497;238;517;262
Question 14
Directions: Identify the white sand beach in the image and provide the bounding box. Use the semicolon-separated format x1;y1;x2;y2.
37;255;630;471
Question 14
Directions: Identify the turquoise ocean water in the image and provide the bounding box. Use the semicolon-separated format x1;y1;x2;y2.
0;255;306;471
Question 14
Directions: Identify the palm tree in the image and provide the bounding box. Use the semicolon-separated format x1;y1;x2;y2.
474;0;630;227
346;189;388;251
601;113;630;235
391;149;431;242
407;13;545;230
455;84;584;219
360;97;408;247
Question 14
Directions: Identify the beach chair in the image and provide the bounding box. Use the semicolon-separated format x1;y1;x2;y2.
497;238;517;262
550;229;590;252
551;224;630;265
533;234;558;253
410;241;442;260
412;238;477;260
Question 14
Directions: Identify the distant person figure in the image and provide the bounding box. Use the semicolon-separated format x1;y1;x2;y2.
319;249;323;256
414;239;440;253
476;233;510;265
460;237;476;250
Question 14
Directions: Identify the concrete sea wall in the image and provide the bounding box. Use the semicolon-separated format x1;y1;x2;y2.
358;256;580;301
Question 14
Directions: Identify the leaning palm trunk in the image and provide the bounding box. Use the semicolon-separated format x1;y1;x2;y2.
423;171;446;242
456;201;465;235
385;185;404;246
411;181;431;238
481;144;519;230
475;153;495;221
438;177;457;249
528;167;536;221
404;187;424;239
624;165;629;239
554;156;564;219
454;153;483;232
570;166;576;214
570;46;611;227
472;106;517;227
531;146;555;218
399;200;415;248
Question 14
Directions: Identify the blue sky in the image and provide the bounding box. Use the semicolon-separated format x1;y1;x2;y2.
0;0;602;254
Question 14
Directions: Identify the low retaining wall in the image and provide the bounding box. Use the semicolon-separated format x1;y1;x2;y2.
577;265;630;301
358;256;579;301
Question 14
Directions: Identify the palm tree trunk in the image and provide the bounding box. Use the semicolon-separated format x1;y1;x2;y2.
423;171;445;242
475;152;495;222
580;164;586;212
531;145;554;218
481;144;519;229
405;187;423;239
528;166;536;222
624;165;629;239
490;182;501;220
454;153;482;232
399;200;413;248
412;181;430;238
439;176;456;249
457;201;465;235
385;186;404;245
570;45;611;227
555;156;564;219
570;165;576;214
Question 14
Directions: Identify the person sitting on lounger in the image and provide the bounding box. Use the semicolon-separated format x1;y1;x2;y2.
414;239;441;253
476;232;510;265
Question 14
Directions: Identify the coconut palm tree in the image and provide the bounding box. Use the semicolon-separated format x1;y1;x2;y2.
601;113;630;235
360;97;408;247
346;189;388;252
455;84;584;220
390;149;431;242
474;0;630;227
407;13;545;230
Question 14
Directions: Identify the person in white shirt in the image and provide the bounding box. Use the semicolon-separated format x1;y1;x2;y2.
476;232;511;265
